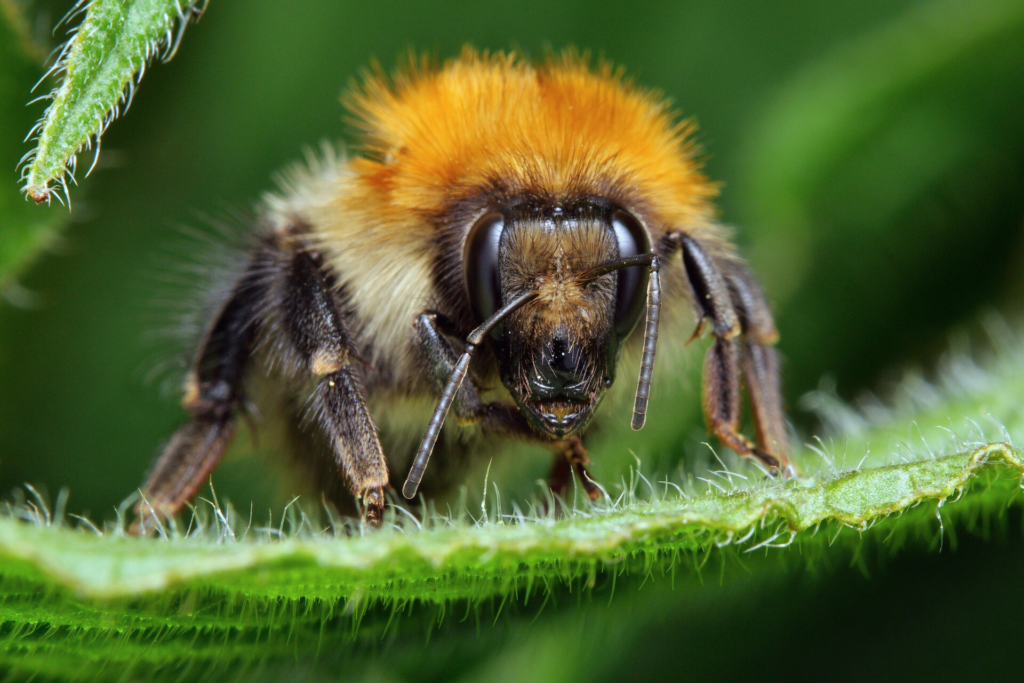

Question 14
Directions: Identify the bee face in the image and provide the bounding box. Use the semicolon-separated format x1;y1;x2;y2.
464;199;651;437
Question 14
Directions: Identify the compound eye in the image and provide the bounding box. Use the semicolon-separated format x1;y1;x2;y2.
610;210;651;339
464;212;505;324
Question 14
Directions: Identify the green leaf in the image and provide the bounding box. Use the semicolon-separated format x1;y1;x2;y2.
19;0;206;205
0;330;1022;679
1;444;1020;600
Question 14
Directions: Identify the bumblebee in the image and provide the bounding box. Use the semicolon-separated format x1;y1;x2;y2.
132;49;794;531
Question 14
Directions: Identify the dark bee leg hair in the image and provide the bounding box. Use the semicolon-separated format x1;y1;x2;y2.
414;312;532;434
132;246;274;534
283;248;389;524
674;234;795;476
133;236;390;534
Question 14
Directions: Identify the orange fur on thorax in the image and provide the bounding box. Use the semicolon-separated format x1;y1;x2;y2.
341;48;717;232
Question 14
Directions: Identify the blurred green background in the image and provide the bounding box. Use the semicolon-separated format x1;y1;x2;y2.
1;0;1023;680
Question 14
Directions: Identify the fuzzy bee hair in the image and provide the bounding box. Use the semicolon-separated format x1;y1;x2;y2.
132;48;791;532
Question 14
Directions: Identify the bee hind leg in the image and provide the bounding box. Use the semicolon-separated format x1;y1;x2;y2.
724;262;795;476
131;245;274;535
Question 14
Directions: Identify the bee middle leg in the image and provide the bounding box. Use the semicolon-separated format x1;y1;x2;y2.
284;247;389;524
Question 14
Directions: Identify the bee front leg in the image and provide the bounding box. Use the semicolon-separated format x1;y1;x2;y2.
676;234;795;476
414;311;531;435
285;249;389;525
414;312;606;502
548;437;602;502
724;262;793;475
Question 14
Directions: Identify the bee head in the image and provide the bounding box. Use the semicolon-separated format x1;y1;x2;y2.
463;200;651;438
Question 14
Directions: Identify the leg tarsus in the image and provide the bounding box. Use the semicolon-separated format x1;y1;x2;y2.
708;413;783;474
702;336;742;437
739;341;789;464
725;264;795;476
699;301;790;476
751;448;781;470
704;342;782;475
318;367;389;525
563;437;603;501
547;455;573;504
575;463;602;501
131;416;235;536
361;485;385;526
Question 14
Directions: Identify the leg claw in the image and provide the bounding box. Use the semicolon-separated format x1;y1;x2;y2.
362;487;385;527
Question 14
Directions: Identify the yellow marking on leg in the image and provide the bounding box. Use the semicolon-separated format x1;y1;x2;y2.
181;374;202;410
311;349;346;377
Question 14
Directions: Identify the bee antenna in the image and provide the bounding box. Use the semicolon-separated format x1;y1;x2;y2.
578;253;656;281
403;290;537;500
631;256;661;430
577;252;662;430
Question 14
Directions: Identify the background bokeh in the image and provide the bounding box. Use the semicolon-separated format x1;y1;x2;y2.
1;0;1023;680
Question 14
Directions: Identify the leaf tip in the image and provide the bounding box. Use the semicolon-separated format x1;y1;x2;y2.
26;185;50;205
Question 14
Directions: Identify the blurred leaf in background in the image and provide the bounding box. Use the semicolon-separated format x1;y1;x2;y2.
738;0;1024;397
